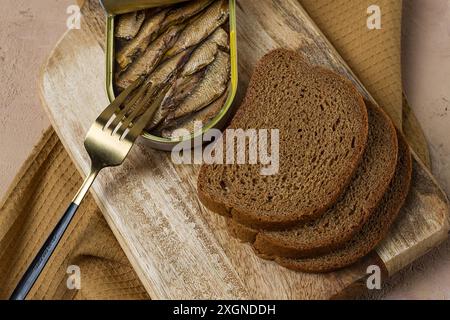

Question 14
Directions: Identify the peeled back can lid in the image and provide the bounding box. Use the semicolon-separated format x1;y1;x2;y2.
99;0;191;15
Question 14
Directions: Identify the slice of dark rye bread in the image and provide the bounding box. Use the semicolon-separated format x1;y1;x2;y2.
197;49;369;229
227;100;398;258
275;133;412;272
227;132;411;272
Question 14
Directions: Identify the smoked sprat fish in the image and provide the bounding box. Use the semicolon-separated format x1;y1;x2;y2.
120;50;191;120
115;11;146;40
145;49;192;89
160;0;214;32
161;87;229;139
168;50;230;119
116;9;169;70
117;24;185;90
148;71;205;129
165;0;229;58
181;27;229;77
113;0;232;139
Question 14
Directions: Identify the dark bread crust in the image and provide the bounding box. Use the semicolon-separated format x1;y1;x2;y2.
227;101;398;257
227;132;411;272
226;218;257;243
197;49;369;229
247;101;398;258
275;133;412;272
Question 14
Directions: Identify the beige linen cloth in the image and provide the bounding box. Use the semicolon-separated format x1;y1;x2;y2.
0;0;430;299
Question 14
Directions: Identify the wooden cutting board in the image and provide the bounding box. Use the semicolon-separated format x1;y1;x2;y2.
39;0;449;299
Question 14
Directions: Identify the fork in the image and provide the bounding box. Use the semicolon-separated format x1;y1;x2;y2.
10;78;170;300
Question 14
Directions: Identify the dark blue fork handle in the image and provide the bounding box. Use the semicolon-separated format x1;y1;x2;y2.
9;202;79;300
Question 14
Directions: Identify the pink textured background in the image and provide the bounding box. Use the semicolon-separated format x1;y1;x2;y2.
0;0;449;299
0;0;73;195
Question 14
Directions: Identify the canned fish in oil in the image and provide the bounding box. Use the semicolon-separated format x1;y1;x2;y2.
102;0;238;151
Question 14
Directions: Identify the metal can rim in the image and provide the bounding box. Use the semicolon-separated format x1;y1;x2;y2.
105;0;238;149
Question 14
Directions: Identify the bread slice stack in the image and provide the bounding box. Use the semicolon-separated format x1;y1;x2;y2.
197;49;412;273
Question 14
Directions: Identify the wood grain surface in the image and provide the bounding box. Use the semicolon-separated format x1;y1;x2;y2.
38;0;449;299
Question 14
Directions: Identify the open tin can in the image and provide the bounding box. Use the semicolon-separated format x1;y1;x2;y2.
101;0;238;151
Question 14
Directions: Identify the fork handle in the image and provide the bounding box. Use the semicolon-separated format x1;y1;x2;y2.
10;169;99;300
9;202;79;300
